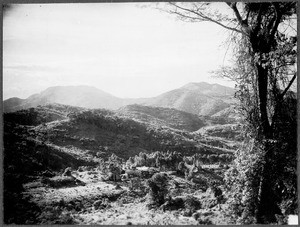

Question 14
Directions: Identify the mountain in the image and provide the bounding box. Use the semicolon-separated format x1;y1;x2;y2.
3;85;124;112
3;82;237;117
117;104;207;132
3;97;26;113
142;82;236;116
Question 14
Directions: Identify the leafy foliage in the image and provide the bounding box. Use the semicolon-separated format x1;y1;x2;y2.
224;140;265;224
147;173;170;208
164;1;297;224
220;3;297;223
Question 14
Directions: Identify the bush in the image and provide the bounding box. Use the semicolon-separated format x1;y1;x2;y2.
93;198;110;210
37;208;77;224
202;197;218;209
183;196;202;216
146;173;169;208
42;176;85;188
197;217;213;224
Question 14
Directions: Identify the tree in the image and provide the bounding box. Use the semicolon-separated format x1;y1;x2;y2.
161;1;297;224
147;172;169;208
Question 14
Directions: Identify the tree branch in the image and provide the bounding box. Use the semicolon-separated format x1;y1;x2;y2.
168;2;246;35
169;11;205;22
270;3;282;39
227;2;250;35
267;5;277;32
252;4;263;38
280;73;297;98
228;3;243;24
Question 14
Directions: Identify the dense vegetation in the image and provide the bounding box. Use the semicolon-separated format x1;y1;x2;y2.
118;104;207;132
3;103;239;224
164;1;297;224
3;1;297;225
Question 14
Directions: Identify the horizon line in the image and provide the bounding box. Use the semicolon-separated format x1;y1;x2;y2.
3;81;236;101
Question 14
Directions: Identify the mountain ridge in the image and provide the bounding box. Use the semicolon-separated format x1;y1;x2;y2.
3;82;237;117
142;82;236;116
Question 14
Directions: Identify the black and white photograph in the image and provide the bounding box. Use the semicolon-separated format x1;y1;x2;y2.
2;1;298;225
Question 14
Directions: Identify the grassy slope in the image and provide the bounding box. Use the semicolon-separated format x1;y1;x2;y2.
117;104;207;132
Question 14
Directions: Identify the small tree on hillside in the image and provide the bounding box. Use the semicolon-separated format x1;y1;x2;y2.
146;172;170;208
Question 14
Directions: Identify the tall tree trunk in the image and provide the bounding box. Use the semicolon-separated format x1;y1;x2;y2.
256;63;271;138
255;60;281;223
256;146;282;223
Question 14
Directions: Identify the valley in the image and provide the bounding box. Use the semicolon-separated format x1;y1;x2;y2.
3;82;244;225
3;2;297;224
3;100;243;224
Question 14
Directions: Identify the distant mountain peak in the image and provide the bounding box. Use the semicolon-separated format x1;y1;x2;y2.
4;85;123;112
42;85;109;92
143;82;236;116
4;82;236;117
181;82;210;91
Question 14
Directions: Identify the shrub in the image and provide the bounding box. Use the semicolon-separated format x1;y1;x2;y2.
146;173;169;208
42;176;85;188
93;198;110;210
37;208;77;224
197;217;213;224
183;196;202;216
161;197;185;211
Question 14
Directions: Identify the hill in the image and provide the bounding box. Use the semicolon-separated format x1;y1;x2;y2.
117;104;207;132
3;103;87;126
3;85;124;112
3;97;26;112
4;103;238;225
142;82;236;116
4;104;236;163
3;82;237;118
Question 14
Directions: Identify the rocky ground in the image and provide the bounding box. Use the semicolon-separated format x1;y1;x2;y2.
17;166;229;225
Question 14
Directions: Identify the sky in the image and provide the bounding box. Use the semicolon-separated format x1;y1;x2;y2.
3;3;236;100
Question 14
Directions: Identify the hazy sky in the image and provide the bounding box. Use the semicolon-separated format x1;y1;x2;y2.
3;3;236;100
